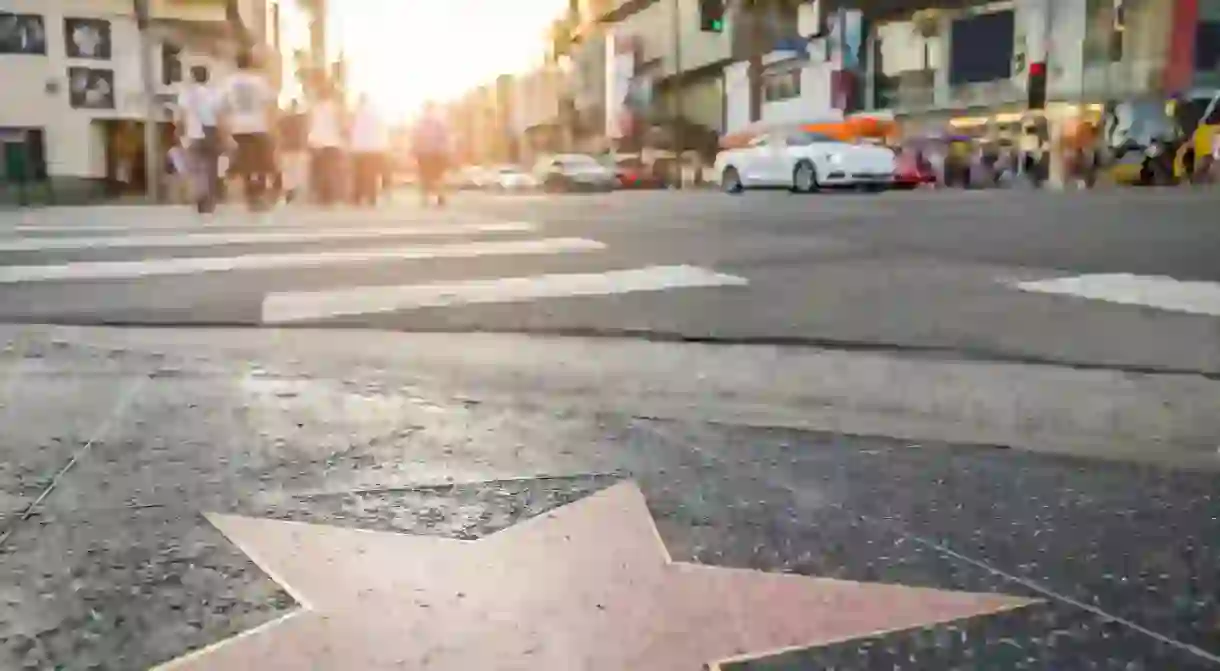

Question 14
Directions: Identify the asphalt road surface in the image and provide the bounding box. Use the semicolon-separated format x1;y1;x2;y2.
2;326;1220;670
4;189;1220;670
2;187;1219;373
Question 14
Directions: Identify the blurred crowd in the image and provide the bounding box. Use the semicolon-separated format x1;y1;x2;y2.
166;50;453;214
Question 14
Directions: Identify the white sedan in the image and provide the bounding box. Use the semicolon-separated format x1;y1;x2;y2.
714;130;896;193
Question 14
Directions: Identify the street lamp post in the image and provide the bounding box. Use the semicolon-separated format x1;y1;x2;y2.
134;0;161;202
670;0;684;189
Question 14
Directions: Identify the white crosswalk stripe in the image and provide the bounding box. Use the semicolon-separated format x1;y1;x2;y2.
0;205;531;234
261;265;749;323
0;209;750;322
1013;273;1220;316
0;223;539;252
0;222;535;251
0;238;607;283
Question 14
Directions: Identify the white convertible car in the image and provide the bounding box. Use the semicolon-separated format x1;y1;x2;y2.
714;130;897;193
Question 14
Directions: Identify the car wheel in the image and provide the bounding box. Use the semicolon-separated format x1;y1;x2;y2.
1138;161;1154;186
722;166;744;194
791;160;819;194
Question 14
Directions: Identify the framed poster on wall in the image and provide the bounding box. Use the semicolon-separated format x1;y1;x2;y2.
64;17;112;60
0;12;46;54
68;67;115;109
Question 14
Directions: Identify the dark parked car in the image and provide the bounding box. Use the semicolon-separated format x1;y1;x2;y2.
614;157;669;189
532;154;617;192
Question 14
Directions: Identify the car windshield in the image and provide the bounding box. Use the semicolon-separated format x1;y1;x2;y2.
786;131;840;146
555;155;601;168
1106;100;1177;148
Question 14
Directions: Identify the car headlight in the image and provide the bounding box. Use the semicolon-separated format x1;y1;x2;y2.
827;153;844;165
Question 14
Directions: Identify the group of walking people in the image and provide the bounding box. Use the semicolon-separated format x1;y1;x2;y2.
171;50;398;214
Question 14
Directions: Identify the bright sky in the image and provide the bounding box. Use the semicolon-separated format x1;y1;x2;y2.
333;0;568;122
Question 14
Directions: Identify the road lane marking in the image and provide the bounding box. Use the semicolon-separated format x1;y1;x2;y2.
0;222;536;251
0;238;605;284
260;265;749;323
1013;273;1220;316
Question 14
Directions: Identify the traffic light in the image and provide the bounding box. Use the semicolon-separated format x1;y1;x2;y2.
1027;61;1047;110
699;0;725;32
1109;0;1125;61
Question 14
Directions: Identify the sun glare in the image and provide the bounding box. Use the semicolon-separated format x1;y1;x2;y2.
335;0;568;123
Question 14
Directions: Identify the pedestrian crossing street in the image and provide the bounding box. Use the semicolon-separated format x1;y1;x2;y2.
0;205;750;325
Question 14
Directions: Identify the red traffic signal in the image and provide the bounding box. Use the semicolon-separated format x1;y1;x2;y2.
1027;61;1047;110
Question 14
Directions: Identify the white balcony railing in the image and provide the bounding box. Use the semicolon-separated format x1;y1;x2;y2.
93;0;230;22
947;78;1024;108
95;0;266;25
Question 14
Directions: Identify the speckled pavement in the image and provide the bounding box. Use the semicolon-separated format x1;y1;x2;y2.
1;327;1219;670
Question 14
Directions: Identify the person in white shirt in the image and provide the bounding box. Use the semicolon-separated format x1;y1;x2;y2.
307;84;347;207
411;101;452;207
167;135;190;204
350;94;389;207
220;49;277;210
276;99;309;203
174;65;222;213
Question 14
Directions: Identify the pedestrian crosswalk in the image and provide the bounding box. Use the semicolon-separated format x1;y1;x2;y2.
1012;273;1220;317
0;238;609;283
0;221;536;252
0;205;750;326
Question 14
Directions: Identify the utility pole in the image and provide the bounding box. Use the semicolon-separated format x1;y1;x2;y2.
310;0;327;79
745;0;765;123
670;0;684;188
134;0;161;202
1106;0;1124;106
1039;0;1060;189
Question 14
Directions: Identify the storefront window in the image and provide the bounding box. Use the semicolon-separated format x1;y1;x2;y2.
762;66;801;102
1104;99;1175;148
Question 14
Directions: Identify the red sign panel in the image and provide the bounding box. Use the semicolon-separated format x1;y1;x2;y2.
1164;0;1199;93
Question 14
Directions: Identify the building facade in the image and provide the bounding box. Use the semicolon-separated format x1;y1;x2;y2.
724;0;840;134
1158;0;1220;91
510;63;571;161
721;0;1220;136
555;0;734;156
446;77;517;166
0;0;319;202
444;0;1218;166
861;0;1216;120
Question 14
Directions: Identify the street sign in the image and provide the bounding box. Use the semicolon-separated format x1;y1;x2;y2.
773;37;809;54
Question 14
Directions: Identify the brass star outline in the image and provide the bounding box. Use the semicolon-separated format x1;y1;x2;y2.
155;481;1035;670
